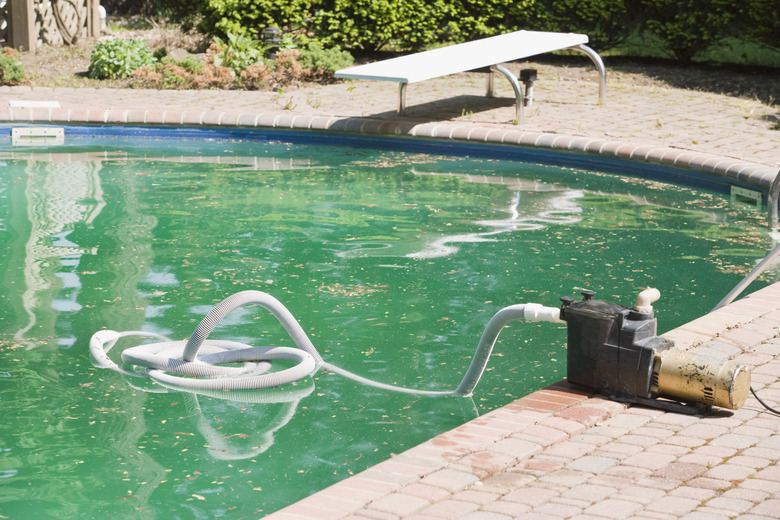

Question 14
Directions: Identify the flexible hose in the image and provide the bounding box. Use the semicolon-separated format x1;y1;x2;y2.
183;291;323;364
89;290;563;396
454;303;562;396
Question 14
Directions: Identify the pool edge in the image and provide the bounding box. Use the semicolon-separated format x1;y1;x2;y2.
0;107;777;188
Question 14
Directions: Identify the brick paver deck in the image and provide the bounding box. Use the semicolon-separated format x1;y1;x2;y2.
1;59;779;519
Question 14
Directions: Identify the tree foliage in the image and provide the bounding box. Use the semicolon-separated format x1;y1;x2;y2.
636;0;742;62
148;0;777;63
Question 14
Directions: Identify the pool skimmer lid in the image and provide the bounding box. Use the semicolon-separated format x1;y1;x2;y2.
11;127;64;146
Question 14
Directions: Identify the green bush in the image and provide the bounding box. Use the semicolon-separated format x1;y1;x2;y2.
174;55;205;74
197;0;314;39
156;0;777;65
0;55;26;84
209;32;269;75
735;0;780;51
534;0;636;50
159;55;204;74
638;0;742;62
88;39;156;79
298;41;354;74
440;0;535;42
315;0;449;52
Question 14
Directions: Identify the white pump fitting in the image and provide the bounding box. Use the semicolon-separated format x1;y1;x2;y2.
522;303;563;323
635;288;661;314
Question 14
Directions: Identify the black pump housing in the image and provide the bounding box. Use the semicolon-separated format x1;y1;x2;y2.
561;290;673;401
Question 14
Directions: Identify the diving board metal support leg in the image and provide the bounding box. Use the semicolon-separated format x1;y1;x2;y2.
398;82;408;115
571;44;607;104
769;170;780;231
486;70;495;97
494;65;524;125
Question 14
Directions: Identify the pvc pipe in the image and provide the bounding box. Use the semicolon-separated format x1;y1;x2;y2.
634;288;661;314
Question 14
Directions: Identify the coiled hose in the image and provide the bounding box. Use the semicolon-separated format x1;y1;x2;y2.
90;290;563;397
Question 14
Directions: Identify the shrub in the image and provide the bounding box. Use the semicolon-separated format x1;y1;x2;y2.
239;62;274;89
132;61;236;89
128;35;353;90
440;0;534;42
88;39;156;79
440;0;635;51
196;0;314;40
272;49;305;85
159;55;204;75
639;0;742;62
314;0;449;52
209;32;268;75
0;49;26;85
156;0;778;65
298;41;354;76
190;64;237;88
734;0;780;51
535;0;636;51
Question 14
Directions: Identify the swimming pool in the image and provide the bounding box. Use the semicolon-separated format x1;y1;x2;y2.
0;126;773;518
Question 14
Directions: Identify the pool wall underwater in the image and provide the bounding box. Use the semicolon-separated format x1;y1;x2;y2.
1;122;778;230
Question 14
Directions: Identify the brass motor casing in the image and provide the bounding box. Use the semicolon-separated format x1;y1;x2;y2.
652;350;751;410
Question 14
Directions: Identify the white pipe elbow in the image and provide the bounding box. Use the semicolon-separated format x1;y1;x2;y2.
635;288;661;314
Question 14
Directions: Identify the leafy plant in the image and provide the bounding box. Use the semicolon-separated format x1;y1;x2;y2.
739;0;779;50
440;0;533;41
536;0;636;51
639;0;742;62
209;32;268;75
150;0;777;67
88;39;156;79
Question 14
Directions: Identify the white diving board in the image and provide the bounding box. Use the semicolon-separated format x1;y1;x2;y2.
335;30;606;123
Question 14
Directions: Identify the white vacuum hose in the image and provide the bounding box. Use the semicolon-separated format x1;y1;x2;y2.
89;290;563;396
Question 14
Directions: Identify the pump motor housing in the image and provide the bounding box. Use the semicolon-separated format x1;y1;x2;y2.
560;290;749;413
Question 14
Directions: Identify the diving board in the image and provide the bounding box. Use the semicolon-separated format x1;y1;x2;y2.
335;30;606;123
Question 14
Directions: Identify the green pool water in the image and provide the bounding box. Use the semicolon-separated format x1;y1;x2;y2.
0;133;772;519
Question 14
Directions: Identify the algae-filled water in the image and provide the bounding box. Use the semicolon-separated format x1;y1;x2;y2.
0;130;772;519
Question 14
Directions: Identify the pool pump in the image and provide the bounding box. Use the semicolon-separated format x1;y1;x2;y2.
560;289;750;414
